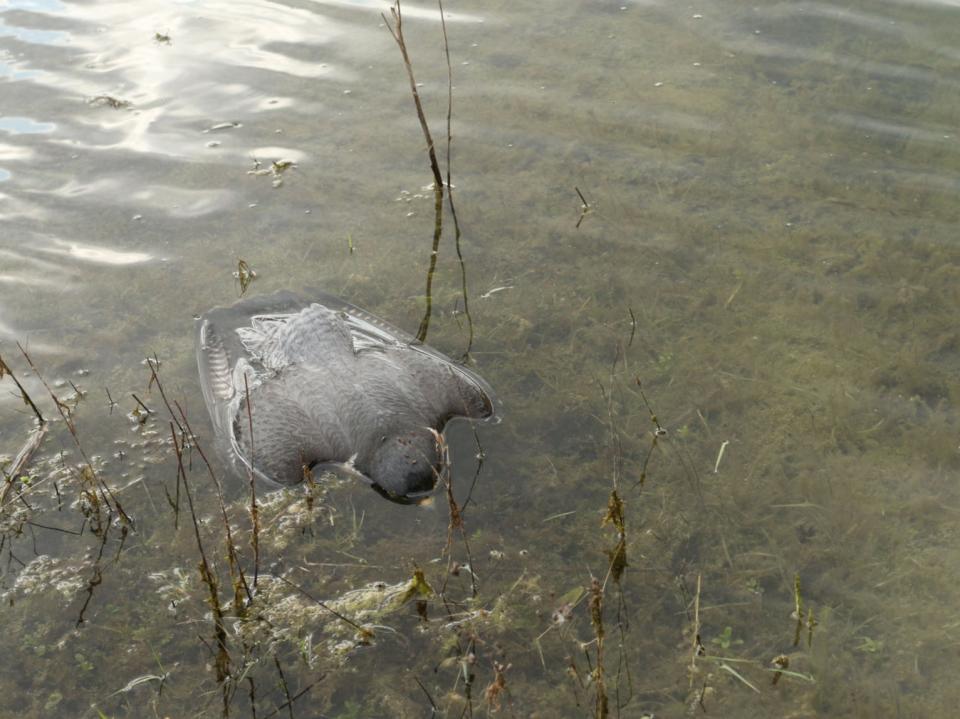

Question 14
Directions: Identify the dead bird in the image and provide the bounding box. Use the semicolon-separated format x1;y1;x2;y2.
196;290;497;502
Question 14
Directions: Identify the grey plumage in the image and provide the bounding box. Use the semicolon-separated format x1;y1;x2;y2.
196;290;496;500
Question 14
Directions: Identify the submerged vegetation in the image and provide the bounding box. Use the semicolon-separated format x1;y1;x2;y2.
1;0;960;716
383;0;473;356
0;318;890;717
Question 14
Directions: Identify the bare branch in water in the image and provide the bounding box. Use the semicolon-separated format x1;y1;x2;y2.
382;1;444;189
382;1;445;344
169;420;232;685
416;188;444;343
383;1;478;355
1;423;47;506
260;675;323;719
273;656;294;719
414;674;440;716
0;353;49;508
575;186;592;229
75;517;111;626
244;372;261;590
149;361;252;612
0;353;45;423
438;0;475;359
16;343;132;529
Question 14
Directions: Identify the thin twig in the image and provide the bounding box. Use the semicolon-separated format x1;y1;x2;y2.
689;573;703;687
382;1;449;344
1;423;48;505
131;393;152;415
260;677;322;719
76;517;110;626
105;387;118;415
0;353;45;423
416;186;444;343
437;0;475;359
244;372;260;589
414;675;440;716
273;574;372;638
0;353;48;504
273;656;295;719
575;186;592;229
169;421;231;683
382;1;444;189
174;400;252;609
16;343;131;527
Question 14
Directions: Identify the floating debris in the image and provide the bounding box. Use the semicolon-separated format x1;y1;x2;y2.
127;405;149;428
479;285;513;299
575;186;592;228
88;95;131;109
204;121;242;133
233;258;257;296
247;157;297;188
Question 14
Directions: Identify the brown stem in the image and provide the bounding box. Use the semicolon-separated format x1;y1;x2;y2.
243;372;260;590
0;354;44;423
382;1;444;190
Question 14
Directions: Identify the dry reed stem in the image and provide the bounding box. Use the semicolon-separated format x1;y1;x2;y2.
243;372;260;590
689;573;703;687
589;576;609;718
382;1;443;189
149;360;253;608
437;0;475;359
429;427;479;600
0;353;45;423
16;343;131;528
75;519;110;626
260;677;323;719
176;402;252;610
414;674;440;715
384;0;477;352
169;420;232;685
1;423;47;505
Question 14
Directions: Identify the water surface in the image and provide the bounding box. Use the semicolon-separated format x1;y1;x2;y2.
2;0;960;716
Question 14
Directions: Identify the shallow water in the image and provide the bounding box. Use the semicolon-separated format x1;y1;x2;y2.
2;0;960;716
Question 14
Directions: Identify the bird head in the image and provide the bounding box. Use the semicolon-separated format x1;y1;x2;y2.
365;428;445;501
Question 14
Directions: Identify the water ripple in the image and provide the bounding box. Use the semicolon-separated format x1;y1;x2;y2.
830;112;956;145
0;116;56;134
36;237;153;265
0;16;70;46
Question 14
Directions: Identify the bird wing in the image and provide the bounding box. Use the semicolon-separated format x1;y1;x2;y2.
303;290;499;423
196;318;240;439
406;350;497;423
302;290;417;353
196;291;354;442
236;303;355;370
